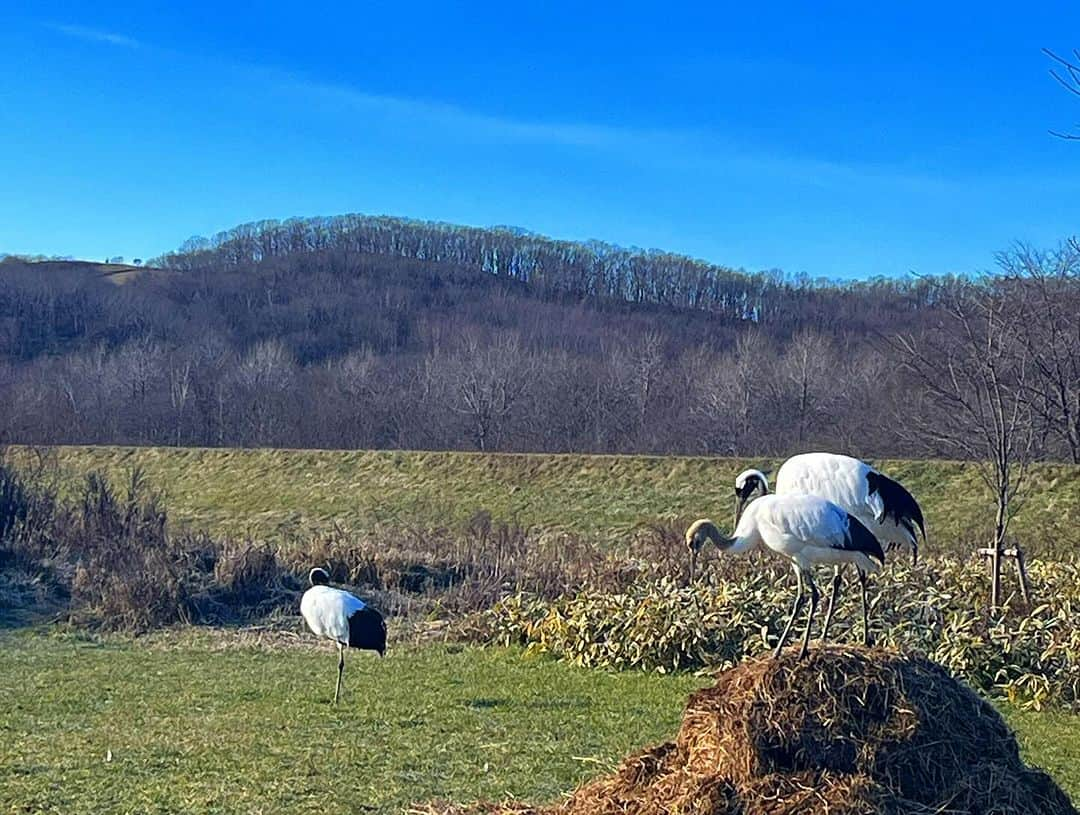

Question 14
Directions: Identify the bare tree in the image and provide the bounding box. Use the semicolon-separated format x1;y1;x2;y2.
889;280;1034;606
447;333;533;452
835;344;896;456
779;329;838;447
686;332;779;456
1044;48;1080;139
524;349;601;452
588;340;641;452
631;331;665;420
335;348;381;448
997;243;1080;463
168;360;193;447
113;339;165;442
231;339;296;446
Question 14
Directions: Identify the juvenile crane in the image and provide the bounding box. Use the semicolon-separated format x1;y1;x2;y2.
733;453;925;644
300;567;386;704
686;493;885;659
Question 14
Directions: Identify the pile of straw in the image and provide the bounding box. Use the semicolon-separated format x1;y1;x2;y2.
414;647;1077;814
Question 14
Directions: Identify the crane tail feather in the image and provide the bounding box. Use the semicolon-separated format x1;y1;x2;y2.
844;513;887;567
347;607;388;654
867;471;925;547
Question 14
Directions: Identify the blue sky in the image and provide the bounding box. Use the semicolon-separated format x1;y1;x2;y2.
2;2;1078;278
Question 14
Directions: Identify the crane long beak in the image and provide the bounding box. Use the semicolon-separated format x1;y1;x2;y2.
733;494;747;528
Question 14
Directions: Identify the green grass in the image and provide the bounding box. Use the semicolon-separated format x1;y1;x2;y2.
0;631;702;814
1005;706;1080;802
8;445;1080;556
1;631;1076;814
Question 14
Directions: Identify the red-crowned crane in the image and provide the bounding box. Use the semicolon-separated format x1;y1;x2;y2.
300;568;386;704
686;493;885;659
733;452;926;644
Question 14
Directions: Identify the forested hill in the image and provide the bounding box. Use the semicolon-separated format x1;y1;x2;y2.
1;216;1074;461
150;214;942;335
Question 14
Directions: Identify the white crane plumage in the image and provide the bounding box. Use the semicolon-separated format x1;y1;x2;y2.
300;568;386;704
735;453;926;561
686;493;885;659
733;452;926;645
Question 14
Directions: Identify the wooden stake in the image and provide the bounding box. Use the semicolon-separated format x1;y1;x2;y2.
1015;547;1031;605
977;542;1032;608
991;543;1001;609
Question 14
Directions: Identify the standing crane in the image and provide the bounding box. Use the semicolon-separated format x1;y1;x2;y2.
686;493;885;659
300;567;386;704
732;452;925;644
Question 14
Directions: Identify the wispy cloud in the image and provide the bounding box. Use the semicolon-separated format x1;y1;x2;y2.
272;73;680;152
47;23;141;50
271;72;963;194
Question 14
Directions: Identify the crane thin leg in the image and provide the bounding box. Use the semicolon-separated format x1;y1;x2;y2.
820;566;843;645
858;569;871;646
775;565;805;659
334;643;345;704
798;570;819;660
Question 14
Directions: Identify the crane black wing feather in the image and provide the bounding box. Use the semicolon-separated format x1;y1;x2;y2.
866;471;926;541
347;607;387;654
840;513;886;566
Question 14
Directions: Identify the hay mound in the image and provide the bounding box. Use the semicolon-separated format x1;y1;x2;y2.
415;648;1077;815
562;647;1076;815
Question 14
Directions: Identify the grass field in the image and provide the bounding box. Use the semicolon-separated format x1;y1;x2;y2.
1;630;701;814
8;445;1080;555
3;445;1078;812
1;630;1077;815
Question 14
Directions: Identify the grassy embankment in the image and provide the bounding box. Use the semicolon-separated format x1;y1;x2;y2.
8;445;1080;556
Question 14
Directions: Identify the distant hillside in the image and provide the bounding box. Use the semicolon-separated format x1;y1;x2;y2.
1;214;1075;462
0;257;161;284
